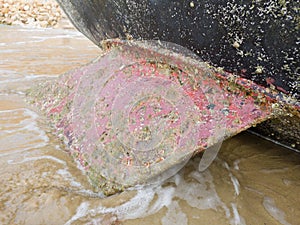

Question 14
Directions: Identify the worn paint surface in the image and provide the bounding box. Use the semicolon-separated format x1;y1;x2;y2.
28;40;298;195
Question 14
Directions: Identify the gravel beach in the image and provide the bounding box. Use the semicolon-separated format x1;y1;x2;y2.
0;0;72;28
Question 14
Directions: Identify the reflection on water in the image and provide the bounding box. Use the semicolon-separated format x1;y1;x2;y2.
0;25;299;225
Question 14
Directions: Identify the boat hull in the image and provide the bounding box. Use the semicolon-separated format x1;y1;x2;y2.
56;0;299;150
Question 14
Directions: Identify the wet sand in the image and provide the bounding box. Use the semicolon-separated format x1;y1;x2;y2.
0;25;300;225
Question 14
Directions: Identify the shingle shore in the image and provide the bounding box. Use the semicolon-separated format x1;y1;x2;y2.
0;0;63;28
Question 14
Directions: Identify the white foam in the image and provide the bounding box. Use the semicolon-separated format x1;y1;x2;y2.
244;186;264;196
1;143;48;157
83;189;155;220
260;168;289;174
0;74;58;84
56;168;82;188
56;167;105;198
220;159;240;196
60;158;245;224
7;155;66;165
161;200;188;225
64;202;90;225
223;161;230;171
61;157;246;224
230;203;246;225
175;169;227;212
229;174;240;196
0;108;49;154
263;196;291;225
13;35;80;45
233;159;240;170
61;183;176;223
1;108;41;131
170;164;231;223
145;185;175;215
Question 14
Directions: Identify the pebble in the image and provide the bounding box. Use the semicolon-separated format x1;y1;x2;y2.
0;0;63;28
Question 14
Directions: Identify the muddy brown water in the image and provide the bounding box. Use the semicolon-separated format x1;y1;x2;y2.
0;25;299;225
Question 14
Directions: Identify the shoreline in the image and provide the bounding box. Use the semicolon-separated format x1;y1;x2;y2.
0;0;73;29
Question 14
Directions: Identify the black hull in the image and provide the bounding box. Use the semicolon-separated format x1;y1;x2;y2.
57;0;299;98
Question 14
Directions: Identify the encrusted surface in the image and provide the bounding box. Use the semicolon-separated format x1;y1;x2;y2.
28;41;299;195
